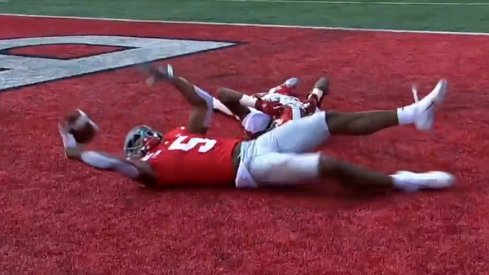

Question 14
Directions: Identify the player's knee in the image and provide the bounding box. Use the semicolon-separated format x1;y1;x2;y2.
318;154;340;176
324;111;345;135
261;153;322;184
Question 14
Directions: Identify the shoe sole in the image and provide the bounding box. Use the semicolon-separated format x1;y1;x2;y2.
415;79;448;131
432;79;448;105
427;171;456;188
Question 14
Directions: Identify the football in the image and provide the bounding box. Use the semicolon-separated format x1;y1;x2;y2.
65;109;99;144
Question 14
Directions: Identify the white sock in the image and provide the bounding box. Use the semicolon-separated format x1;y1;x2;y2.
308;88;323;100
284;77;300;87
239;94;258;108
396;103;417;125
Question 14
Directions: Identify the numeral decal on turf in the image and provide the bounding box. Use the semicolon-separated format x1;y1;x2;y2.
168;136;217;153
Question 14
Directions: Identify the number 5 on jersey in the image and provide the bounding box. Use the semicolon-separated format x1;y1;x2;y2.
169;136;217;153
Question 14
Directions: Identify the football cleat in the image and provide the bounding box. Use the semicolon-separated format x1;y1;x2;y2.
268;77;300;95
412;79;448;131
392;170;455;192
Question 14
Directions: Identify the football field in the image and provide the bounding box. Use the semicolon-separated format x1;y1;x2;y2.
0;0;488;274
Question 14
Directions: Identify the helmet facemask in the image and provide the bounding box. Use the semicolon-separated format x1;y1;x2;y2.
124;125;162;159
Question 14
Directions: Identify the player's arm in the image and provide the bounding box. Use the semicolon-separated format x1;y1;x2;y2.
144;64;213;134
216;87;252;120
59;124;156;186
217;87;284;119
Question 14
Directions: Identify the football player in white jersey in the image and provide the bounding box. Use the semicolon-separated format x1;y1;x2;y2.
213;77;329;139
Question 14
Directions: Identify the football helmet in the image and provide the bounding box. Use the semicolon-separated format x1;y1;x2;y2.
123;125;162;158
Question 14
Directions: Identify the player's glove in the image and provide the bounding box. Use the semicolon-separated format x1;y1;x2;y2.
254;99;285;118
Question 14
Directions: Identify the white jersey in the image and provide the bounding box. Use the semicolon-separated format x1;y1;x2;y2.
260;93;305;109
260;93;306;123
222;80;321;137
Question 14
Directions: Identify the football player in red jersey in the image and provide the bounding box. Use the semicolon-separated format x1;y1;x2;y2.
213;77;328;139
59;63;455;192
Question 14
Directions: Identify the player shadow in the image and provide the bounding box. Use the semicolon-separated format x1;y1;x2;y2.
254;182;395;202
135;183;237;195
137;180;396;203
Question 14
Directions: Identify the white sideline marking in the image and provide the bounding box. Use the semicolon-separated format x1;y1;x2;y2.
216;0;489;6
0;12;488;36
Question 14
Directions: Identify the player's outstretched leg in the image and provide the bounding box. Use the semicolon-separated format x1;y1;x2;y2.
253;79;448;154
326;79;448;135
318;155;455;192
248;152;455;192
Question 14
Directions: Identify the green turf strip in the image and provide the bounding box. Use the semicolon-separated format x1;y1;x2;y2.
1;0;488;33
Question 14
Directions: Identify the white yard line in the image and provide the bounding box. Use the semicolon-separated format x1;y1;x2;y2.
215;0;489;6
0;12;487;36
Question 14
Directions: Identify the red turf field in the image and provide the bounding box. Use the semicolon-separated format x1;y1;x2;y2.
0;15;488;274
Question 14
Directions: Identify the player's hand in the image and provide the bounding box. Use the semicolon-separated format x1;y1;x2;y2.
254;99;284;118
58;122;84;159
140;63;173;86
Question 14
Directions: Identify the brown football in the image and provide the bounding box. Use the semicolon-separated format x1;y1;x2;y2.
65;109;98;144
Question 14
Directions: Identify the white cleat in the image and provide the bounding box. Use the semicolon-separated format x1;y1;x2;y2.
413;79;448;131
283;77;300;88
392;170;456;192
269;77;300;93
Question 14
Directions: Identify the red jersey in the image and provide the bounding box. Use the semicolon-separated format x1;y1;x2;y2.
142;127;240;186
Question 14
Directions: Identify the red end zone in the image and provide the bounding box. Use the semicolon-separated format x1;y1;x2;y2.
8;44;126;59
0;15;488;274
